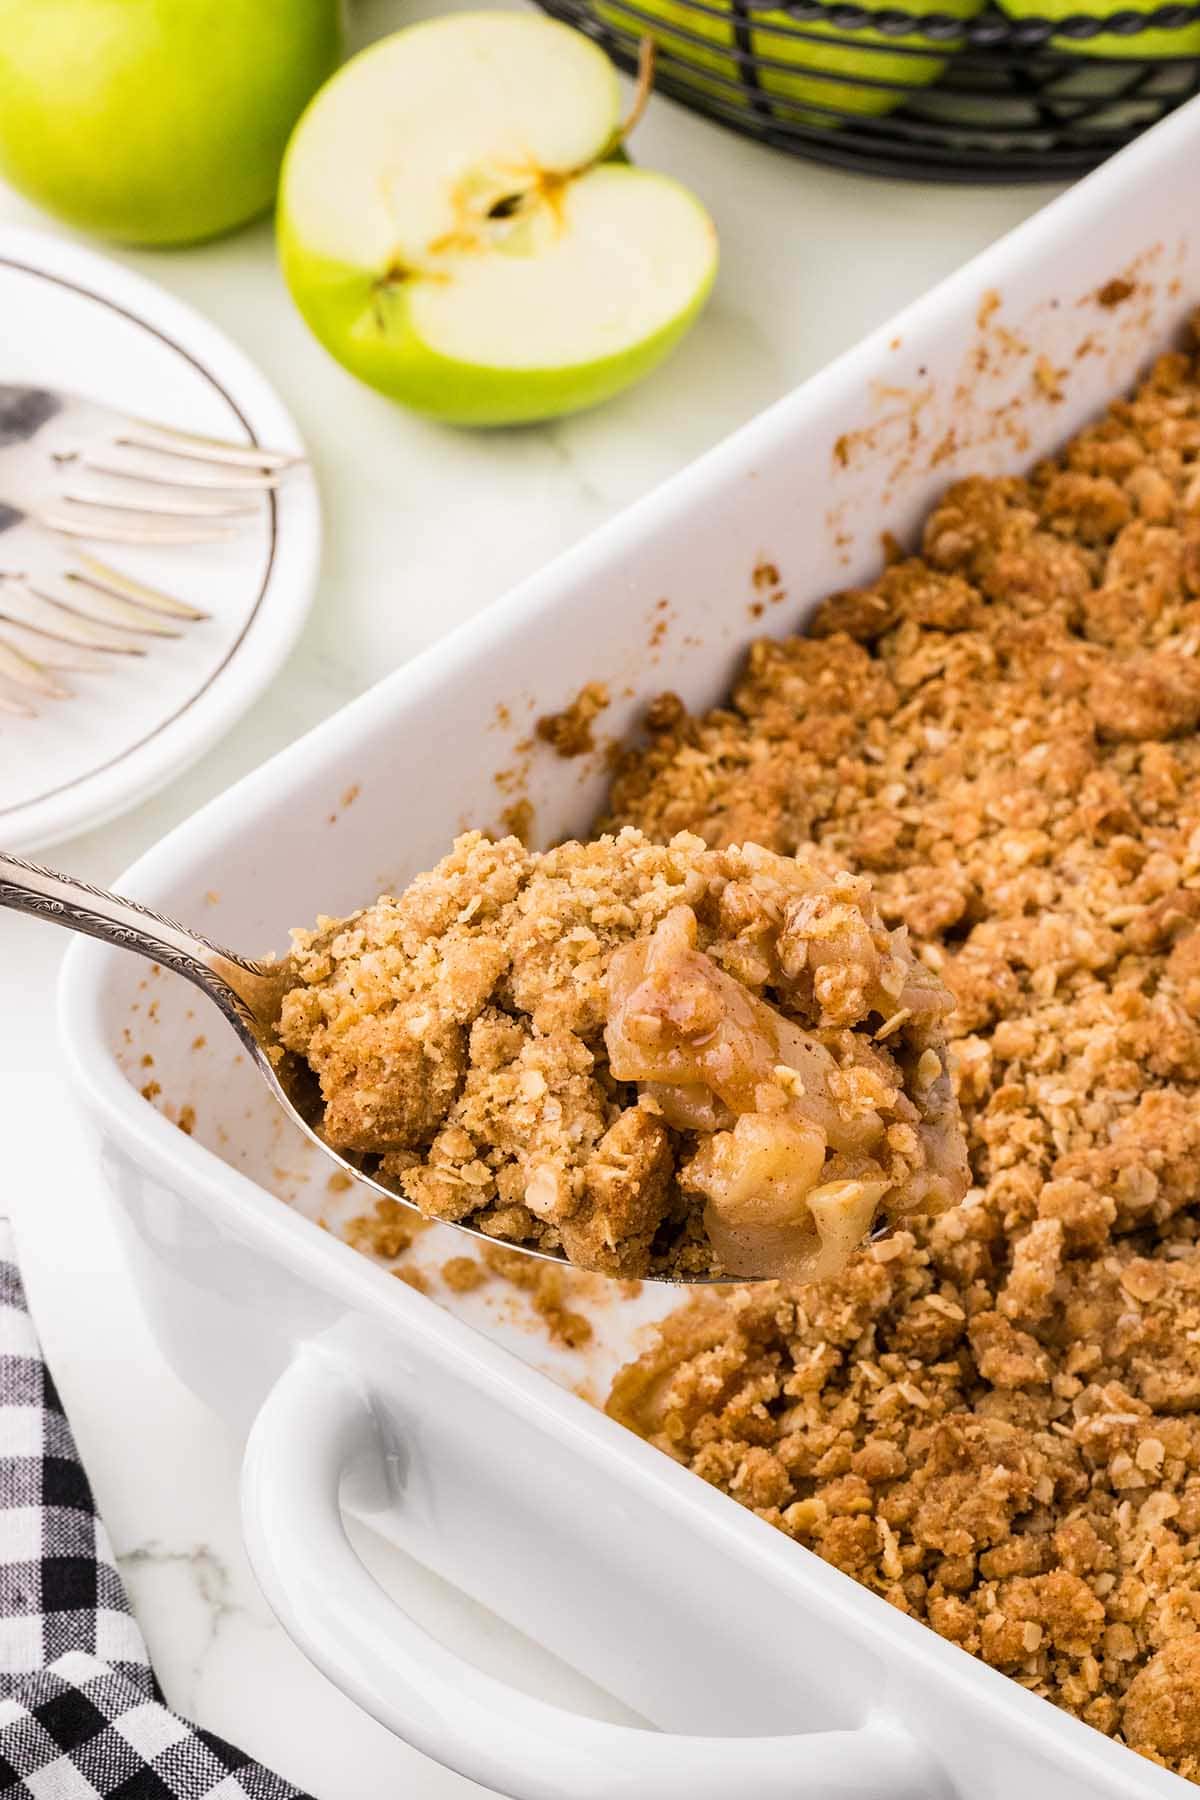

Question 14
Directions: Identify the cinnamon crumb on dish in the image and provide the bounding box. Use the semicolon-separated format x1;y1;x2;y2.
480;1244;594;1348
499;798;535;844
344;1196;422;1260
441;1255;487;1293
394;1267;429;1294
605;315;1200;1781
535;680;610;757
280;831;965;1280
1097;277;1136;309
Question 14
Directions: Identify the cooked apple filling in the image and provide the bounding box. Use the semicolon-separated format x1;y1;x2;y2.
606;900;963;1278
280;830;967;1278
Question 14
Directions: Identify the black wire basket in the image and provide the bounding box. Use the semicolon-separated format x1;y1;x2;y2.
536;0;1200;180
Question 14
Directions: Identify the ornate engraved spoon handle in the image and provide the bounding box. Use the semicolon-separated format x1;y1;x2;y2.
0;849;284;1044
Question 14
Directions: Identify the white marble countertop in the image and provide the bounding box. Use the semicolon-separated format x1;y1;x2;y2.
1;1;1063;1788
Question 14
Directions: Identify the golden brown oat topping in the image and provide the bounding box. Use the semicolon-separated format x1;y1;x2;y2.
606;318;1200;1780
281;830;963;1279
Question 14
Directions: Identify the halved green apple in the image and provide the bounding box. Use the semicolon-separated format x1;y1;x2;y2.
278;13;718;427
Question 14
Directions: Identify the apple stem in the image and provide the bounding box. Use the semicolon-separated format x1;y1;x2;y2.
430;34;659;252
620;37;657;143
574;36;656;172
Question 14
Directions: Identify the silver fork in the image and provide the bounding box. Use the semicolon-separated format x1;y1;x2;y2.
0;384;301;716
0;384;300;541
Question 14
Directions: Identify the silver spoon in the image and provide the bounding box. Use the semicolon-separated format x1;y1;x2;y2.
3;850;784;1282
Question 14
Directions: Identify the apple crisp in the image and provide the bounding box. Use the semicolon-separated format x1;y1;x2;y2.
605;321;1200;1779
281;829;964;1278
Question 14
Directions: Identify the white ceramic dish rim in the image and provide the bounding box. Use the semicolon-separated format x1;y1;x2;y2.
57;101;1200;1800
0;224;321;853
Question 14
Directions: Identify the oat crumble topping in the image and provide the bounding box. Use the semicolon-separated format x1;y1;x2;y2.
605;318;1200;1779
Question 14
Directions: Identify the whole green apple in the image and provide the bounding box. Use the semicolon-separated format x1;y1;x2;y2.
0;0;342;245
278;13;718;427
596;0;984;121
998;0;1200;56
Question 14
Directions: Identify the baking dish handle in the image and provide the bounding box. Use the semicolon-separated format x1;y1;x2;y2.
242;1348;948;1800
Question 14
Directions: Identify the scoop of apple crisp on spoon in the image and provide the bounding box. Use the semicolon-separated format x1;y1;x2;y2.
0;829;966;1283
278;828;968;1281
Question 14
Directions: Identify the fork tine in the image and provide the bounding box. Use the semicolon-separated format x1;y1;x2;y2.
1;581;149;654
120;423;301;472
0;614;129;671
82;455;285;493
72;554;209;622
42;586;184;640
37;507;234;547
0;635;70;700
61;489;259;521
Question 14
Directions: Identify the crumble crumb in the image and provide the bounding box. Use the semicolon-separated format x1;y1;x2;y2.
394;1266;429;1294
499;798;535;844
535;680;610;757
442;1255;487;1293
344;1196;421;1261
481;1244;594;1348
1098;277;1136;309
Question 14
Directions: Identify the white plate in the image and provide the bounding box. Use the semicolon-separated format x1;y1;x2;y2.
0;226;320;852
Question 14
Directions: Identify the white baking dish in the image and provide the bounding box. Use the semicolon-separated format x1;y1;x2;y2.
59;100;1200;1799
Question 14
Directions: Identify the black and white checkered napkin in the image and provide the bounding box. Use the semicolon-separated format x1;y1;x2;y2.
0;1220;313;1800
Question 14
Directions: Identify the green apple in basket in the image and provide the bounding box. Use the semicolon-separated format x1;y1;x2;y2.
995;0;1200;58
0;0;342;245
277;12;718;428
594;0;985;121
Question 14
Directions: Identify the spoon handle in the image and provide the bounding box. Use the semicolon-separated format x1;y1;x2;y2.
0;850;284;1044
